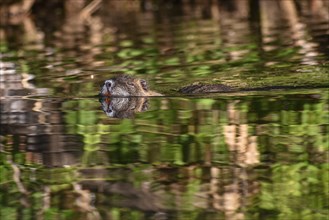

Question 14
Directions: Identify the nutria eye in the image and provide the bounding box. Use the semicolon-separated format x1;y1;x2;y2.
127;82;134;86
105;79;113;88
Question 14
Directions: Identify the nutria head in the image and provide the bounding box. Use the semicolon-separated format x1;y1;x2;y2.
100;74;149;97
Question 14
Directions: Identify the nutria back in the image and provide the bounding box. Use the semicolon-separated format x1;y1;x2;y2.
178;83;234;94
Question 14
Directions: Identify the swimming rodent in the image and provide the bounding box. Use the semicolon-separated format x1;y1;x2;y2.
99;74;234;96
99;74;326;118
99;74;163;97
99;75;161;118
99;74;324;97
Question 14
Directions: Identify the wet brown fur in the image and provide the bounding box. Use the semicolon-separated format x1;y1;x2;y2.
100;74;235;97
100;74;163;97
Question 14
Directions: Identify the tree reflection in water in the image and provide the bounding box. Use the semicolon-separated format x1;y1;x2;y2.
0;0;328;220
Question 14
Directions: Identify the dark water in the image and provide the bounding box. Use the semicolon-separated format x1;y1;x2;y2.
1;1;328;220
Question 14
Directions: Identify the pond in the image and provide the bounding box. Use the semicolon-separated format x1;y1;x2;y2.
0;1;328;220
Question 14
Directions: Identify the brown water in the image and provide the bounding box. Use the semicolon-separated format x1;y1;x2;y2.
1;1;328;220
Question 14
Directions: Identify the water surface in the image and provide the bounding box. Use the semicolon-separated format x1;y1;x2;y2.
1;1;328;220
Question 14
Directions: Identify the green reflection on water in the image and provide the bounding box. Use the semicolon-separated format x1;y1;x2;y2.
1;0;329;219
1;91;328;220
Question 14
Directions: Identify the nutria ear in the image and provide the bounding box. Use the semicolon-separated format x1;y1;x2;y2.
140;79;148;91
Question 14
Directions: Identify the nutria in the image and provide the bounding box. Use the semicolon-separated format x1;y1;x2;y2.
99;74;234;97
100;74;323;97
99;74;163;97
99;75;325;118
